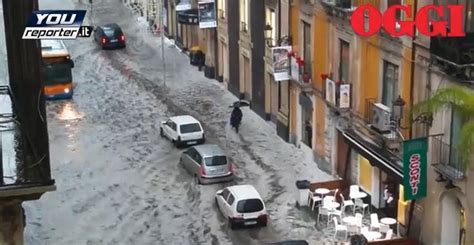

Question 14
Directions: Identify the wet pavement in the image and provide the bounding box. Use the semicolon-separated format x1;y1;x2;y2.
0;0;339;244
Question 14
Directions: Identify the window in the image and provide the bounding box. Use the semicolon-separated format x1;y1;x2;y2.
386;0;402;21
265;8;277;46
222;188;231;200
240;0;249;31
302;21;312;77
218;0;226;19
278;81;289;116
179;123;202;133
381;61;399;109
339;40;350;83
185;148;198;161
236;199;264;213
227;194;235;205
204;156;227;166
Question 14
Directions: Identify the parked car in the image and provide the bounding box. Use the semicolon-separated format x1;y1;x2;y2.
215;185;268;229
160;115;205;147
94;23;126;49
179;144;235;184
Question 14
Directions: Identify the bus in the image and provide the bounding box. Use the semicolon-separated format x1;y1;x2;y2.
40;40;75;100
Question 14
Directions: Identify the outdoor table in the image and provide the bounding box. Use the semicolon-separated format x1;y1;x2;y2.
350;192;367;199
315;188;330;196
342;216;356;225
364;231;382;241
381;217;398;236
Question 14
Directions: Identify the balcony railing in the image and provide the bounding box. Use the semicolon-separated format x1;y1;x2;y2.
240;21;248;33
430;33;474;81
431;136;465;181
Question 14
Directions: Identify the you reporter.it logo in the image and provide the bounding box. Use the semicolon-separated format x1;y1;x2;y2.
350;4;465;37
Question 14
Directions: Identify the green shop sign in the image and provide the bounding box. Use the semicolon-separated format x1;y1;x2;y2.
403;137;428;201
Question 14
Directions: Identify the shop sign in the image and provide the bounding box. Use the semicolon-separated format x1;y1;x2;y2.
402;137;428;201
271;46;291;81
198;0;217;28
176;0;192;11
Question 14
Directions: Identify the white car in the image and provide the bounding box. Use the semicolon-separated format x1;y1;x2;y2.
160;115;205;147
215;185;268;229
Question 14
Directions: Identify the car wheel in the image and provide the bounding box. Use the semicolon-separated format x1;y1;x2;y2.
160;128;164;137
194;175;201;185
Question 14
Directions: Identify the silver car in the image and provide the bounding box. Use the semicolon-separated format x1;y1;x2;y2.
179;144;235;184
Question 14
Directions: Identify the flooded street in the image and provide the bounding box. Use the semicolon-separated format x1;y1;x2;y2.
0;0;332;244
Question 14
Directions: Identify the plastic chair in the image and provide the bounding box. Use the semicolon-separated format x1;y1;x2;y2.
355;213;363;228
311;195;322;211
331;206;343;221
340;193;354;214
355;198;369;215
370;213;381;231
379;223;390;233
384;229;393;240
349;185;359;196
317;207;331;226
333;217;348;241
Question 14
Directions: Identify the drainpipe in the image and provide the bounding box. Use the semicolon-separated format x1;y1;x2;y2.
406;0;419;237
278;0;282;42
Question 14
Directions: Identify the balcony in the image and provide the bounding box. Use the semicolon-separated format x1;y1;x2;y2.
431;135;465;181
364;99;403;151
320;0;355;19
430;33;474;81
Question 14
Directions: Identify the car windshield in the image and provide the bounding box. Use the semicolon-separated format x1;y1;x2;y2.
41;60;72;85
204;156;227;166
236;199;264;213
180;123;201;133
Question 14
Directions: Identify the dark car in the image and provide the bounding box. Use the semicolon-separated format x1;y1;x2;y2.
94;23;126;49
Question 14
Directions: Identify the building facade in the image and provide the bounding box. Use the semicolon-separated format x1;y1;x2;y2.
413;1;474;244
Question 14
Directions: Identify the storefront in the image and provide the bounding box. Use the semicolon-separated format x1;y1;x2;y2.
339;128;409;224
175;9;199;50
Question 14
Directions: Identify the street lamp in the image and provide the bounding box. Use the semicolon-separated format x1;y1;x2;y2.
392;95;406;123
264;24;273;47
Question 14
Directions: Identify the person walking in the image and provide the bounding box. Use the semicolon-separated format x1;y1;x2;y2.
230;106;243;133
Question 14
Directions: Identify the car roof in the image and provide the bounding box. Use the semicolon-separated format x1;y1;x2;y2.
100;23;121;30
194;144;225;157
227;185;262;200
170;115;200;125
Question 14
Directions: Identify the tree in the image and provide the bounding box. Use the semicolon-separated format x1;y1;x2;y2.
413;85;474;168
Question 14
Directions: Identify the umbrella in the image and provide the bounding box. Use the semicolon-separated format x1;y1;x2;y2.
229;100;250;108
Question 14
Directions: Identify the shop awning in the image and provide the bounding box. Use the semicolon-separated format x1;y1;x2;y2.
342;129;404;182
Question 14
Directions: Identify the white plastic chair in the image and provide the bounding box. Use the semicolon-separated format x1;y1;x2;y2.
349;185;359;196
310;195;322;211
355;198;369;215
370;213;381;231
333;217;348;241
339;193;354;214
379;223;390;233
355;213;363;228
331;206;343;221
384;229;393;240
317;207;331;226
